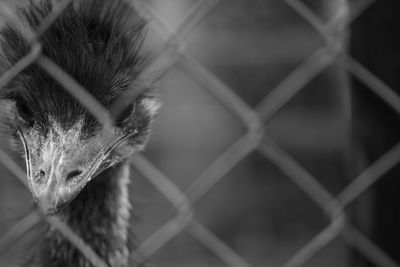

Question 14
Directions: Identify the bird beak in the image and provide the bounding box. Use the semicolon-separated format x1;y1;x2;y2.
18;130;101;214
29;149;91;214
17;122;133;215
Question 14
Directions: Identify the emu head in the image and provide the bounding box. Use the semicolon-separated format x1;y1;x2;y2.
0;0;160;214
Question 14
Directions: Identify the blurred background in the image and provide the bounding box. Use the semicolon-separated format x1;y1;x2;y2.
132;1;350;266
0;0;395;267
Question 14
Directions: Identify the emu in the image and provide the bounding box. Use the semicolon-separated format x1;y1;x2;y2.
0;0;159;266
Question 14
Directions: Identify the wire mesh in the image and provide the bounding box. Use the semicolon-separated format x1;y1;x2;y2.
0;0;397;266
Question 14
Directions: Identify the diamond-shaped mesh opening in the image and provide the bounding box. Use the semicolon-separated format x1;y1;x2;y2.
193;152;332;264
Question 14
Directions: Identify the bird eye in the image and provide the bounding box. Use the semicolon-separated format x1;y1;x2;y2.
115;103;135;126
16;100;34;125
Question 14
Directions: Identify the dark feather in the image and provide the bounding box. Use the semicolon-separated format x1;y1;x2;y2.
0;0;147;132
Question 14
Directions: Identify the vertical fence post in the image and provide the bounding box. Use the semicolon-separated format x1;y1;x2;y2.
350;1;400;266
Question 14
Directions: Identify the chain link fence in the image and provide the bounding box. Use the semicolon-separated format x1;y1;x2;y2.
0;0;397;266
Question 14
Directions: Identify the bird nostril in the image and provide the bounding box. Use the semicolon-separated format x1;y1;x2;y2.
34;169;46;183
66;169;83;181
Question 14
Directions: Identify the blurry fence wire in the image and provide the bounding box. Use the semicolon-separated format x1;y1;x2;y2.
0;0;398;267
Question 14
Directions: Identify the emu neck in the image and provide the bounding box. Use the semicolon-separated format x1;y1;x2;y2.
32;162;132;267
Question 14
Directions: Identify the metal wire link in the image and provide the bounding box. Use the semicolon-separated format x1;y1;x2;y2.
0;0;398;267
